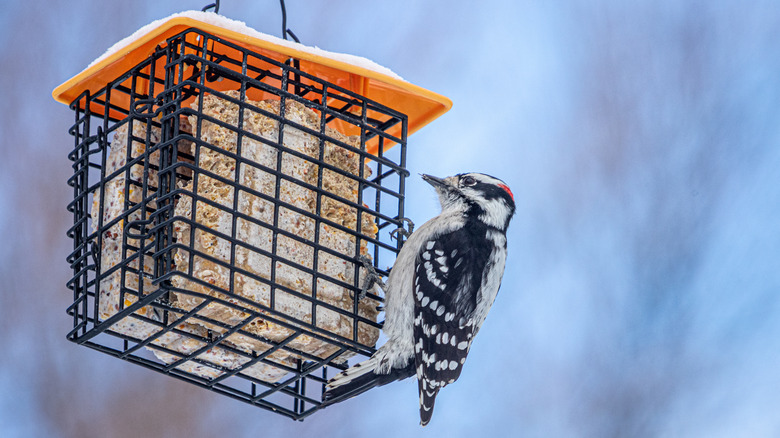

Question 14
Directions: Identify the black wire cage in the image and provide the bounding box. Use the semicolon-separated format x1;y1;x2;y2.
57;15;450;421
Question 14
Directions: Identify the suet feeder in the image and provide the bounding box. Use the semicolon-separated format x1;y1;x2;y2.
53;11;450;420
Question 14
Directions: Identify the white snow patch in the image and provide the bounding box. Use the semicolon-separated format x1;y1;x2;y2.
85;10;403;81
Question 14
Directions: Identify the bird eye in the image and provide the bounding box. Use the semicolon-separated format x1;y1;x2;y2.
461;176;477;187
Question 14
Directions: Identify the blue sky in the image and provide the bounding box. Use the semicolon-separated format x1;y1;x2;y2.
2;1;780;437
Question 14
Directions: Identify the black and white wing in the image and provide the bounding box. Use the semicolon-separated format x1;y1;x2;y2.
412;228;491;425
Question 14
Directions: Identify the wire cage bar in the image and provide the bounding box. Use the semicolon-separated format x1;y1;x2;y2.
65;27;409;421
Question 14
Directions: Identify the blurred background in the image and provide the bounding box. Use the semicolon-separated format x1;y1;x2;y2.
2;0;780;436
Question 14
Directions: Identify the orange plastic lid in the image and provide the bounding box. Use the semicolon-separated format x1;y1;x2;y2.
52;12;452;152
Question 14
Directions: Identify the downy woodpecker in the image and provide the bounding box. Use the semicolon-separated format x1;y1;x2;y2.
324;173;515;426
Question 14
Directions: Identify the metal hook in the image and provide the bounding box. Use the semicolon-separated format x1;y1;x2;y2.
124;218;155;239
130;98;162;119
202;0;220;13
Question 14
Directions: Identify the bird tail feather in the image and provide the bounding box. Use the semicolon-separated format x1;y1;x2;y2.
417;378;440;426
322;357;414;405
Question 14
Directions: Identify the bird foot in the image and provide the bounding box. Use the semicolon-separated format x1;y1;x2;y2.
390;217;415;242
357;255;386;302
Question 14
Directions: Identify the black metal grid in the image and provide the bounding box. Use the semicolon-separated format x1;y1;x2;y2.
65;28;408;421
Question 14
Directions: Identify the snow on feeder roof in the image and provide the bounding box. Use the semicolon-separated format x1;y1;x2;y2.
56;10;450;421
53;11;451;155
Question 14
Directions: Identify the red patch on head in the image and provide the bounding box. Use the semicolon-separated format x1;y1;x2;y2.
498;183;514;201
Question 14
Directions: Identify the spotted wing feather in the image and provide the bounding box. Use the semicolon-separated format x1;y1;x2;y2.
412;228;490;425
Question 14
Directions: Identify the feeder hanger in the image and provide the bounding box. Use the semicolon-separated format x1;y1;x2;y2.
203;0;299;43
279;0;300;42
201;0;219;14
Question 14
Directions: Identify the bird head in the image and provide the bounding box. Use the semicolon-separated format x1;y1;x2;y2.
421;173;515;230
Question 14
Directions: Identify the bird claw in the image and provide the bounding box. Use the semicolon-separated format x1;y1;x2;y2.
150;291;170;322
390;217;415;242
357;255;386;302
151;307;166;322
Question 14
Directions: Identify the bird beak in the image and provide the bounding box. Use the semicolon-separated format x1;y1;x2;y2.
421;174;449;189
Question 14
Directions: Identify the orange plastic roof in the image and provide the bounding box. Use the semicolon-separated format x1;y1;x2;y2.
52;15;452;149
